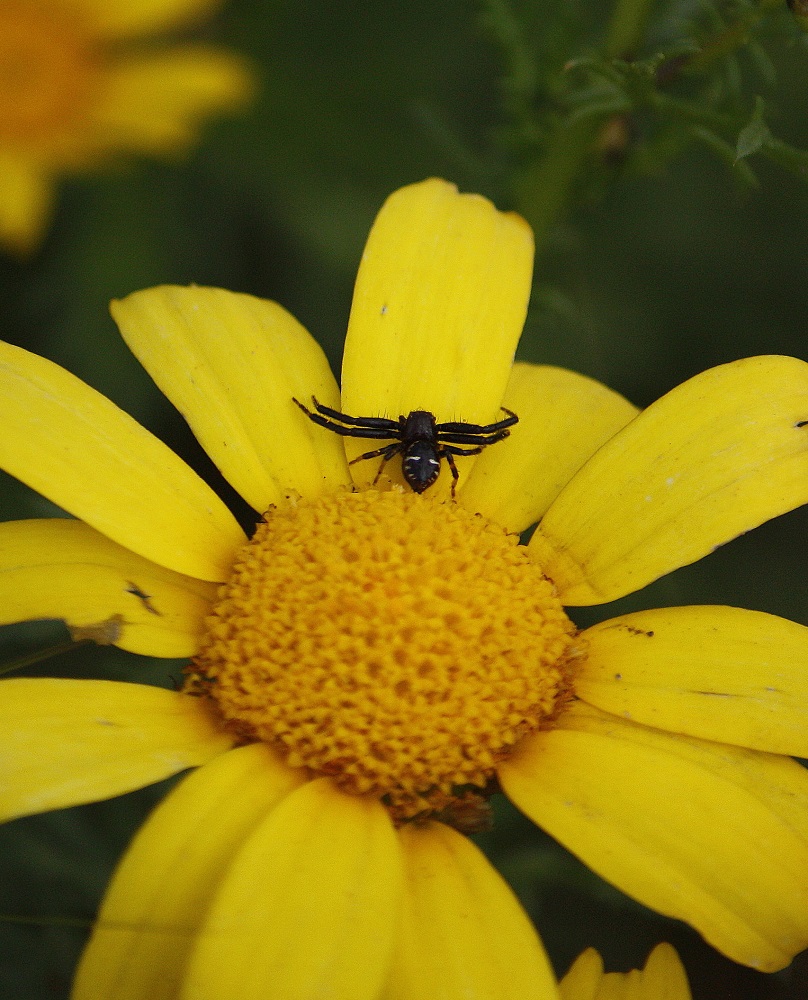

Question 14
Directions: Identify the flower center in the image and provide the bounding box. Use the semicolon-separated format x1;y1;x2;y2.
189;490;578;822
0;2;99;144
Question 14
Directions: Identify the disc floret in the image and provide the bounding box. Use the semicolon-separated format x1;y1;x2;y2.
190;490;579;821
0;2;98;145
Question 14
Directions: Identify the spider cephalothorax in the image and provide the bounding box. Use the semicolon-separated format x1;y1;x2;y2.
293;396;518;497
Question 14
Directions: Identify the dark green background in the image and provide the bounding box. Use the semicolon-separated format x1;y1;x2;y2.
1;1;807;996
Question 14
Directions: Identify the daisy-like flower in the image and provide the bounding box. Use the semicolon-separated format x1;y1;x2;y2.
0;0;252;254
1;179;808;999
559;944;692;1000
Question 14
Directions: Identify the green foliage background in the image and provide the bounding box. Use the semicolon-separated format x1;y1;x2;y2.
1;0;807;996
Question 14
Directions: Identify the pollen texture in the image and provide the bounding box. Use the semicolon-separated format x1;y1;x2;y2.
191;490;577;820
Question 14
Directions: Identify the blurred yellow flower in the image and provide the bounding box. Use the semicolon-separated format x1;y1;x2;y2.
0;0;252;254
560;944;692;1000
1;179;808;998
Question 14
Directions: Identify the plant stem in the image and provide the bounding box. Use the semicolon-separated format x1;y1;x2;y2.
513;0;656;259
514;114;603;260
686;0;782;74
0;638;92;676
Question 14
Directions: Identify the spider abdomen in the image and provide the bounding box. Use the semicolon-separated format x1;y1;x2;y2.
402;441;442;493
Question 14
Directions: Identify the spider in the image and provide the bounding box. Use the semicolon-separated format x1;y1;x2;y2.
293;396;518;498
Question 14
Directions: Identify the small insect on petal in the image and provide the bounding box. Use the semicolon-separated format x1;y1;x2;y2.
293;397;518;499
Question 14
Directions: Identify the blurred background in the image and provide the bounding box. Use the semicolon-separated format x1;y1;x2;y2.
0;0;807;996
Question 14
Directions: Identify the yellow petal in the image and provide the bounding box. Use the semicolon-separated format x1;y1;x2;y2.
499;702;808;971
461;363;639;530
559;944;692;1000
0;679;232;822
636;943;692;1000
91;48;253;156
112;286;350;513
0;518;216;657
0;152;54;256
182;779;403;1000
558;948;602;1000
0;339;245;581
341;178;534;496
387;821;559;1000
576;606;808;757
73;743;304;1000
74;0;223;40
530;356;808;604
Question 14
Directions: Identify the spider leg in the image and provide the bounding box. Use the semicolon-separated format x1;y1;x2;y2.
441;444;485;457
443;450;460;500
440;445;488;500
436;408;518;435
348;442;403;471
293;399;400;440
306;396;401;432
353;444;405;487
436;429;511;447
371;451;402;486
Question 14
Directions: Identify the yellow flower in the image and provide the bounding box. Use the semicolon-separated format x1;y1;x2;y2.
560;944;692;1000
0;0;252;254
1;178;808;999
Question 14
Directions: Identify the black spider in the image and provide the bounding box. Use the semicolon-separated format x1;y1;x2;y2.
293;396;518;498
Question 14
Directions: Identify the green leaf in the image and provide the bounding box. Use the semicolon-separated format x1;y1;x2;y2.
735;95;772;162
